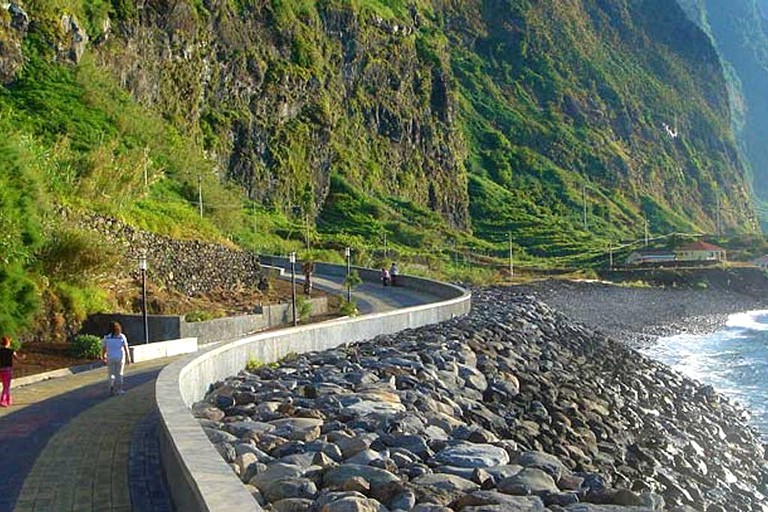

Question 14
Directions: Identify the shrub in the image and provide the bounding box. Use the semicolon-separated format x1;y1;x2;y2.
297;296;312;322
339;299;358;317
38;229;118;284
69;334;102;359
343;269;363;289
185;310;217;322
245;357;263;372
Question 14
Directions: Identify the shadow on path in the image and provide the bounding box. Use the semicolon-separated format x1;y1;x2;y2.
0;369;161;512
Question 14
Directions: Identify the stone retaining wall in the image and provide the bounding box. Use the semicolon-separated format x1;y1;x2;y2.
155;268;470;511
68;210;264;295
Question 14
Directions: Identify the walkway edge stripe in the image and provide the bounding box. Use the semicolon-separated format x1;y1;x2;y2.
156;270;471;512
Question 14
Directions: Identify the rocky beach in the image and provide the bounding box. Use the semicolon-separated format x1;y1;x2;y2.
196;284;768;511
513;280;768;347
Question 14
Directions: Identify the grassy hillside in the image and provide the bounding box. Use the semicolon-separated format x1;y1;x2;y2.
0;0;758;337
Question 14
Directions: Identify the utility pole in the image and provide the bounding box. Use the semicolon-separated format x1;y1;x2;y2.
582;183;588;230
644;217;649;247
508;232;514;279
289;252;297;326
143;147;149;191
609;244;614;269
384;232;388;259
198;175;203;218
716;196;721;236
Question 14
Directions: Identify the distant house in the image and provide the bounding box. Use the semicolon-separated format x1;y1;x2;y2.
626;249;677;266
751;255;768;270
674;241;727;262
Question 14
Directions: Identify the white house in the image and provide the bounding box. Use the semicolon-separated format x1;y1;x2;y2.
674;241;727;262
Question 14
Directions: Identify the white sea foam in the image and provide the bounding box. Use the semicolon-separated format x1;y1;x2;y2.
725;310;768;332
645;312;768;437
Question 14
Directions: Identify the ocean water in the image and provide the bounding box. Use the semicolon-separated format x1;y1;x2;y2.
640;310;768;438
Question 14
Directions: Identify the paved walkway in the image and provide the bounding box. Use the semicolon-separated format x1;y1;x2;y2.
0;358;173;512
0;274;441;511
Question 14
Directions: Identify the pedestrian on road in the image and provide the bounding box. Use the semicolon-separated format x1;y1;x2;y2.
389;262;399;287
102;322;131;396
381;267;391;287
0;335;20;407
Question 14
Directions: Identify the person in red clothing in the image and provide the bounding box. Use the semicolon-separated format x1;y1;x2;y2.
0;335;21;407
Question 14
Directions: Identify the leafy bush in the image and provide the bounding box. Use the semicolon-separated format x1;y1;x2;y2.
343;269;363;289
339;299;358;317
694;280;709;290
38;229;118;284
296;296;312;322
185;310;217;322
54;282;108;326
245;357;264;372
9;338;22;351
69;334;102;360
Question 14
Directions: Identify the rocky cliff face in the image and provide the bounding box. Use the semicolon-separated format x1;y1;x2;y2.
0;0;758;260
677;0;768;225
89;1;470;230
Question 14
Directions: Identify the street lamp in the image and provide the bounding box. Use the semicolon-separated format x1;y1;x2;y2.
289;252;298;326
139;254;149;344
344;247;352;302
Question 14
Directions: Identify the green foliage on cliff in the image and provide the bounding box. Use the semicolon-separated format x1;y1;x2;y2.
0;0;760;336
677;0;768;228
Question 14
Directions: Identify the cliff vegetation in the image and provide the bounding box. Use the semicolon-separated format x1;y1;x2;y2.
0;0;758;337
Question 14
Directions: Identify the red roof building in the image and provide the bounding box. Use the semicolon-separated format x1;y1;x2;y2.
674;241;726;262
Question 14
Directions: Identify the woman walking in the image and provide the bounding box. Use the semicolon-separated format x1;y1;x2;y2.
102;322;131;396
0;336;20;407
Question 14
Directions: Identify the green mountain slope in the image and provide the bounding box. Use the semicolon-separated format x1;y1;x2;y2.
677;0;768;226
0;0;757;334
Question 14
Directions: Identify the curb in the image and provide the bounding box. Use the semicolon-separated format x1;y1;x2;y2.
12;360;104;389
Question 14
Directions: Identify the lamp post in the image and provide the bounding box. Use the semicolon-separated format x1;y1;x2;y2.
139;254;149;344
345;247;352;302
289;252;298;326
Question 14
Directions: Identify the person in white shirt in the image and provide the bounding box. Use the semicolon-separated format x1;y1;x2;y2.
102;321;131;396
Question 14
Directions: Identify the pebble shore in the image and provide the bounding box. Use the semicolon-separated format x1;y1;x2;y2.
196;285;768;511
513;280;768;348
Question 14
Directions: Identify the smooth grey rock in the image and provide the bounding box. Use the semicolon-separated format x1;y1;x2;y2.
269;418;323;442
235;452;258;476
412;505;452;512
564;505;654;512
225;421;275;438
498;468;558;495
346;448;382;465
515;452;568;480
432;443;510;468
323;464;400;489
248;463;304;489
318;495;385;512
342;400;406;417
484;465;524;481
453;491;546;511
204;427;238;444
334;433;378;458
214;442;236;463
262;477;317;502
411;473;480;505
271;498;313;511
389;489;417;510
